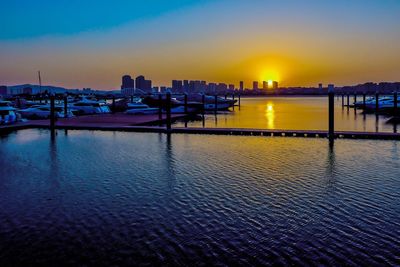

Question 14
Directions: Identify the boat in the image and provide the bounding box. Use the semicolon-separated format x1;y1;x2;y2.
0;101;18;124
125;105;159;115
69;96;111;115
175;94;236;110
18;105;74;119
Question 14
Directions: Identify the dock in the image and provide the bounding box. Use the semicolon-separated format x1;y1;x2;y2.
1;116;400;140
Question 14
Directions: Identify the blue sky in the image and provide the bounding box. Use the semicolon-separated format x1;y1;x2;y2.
0;0;210;39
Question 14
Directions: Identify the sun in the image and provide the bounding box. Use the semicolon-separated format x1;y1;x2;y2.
259;68;281;86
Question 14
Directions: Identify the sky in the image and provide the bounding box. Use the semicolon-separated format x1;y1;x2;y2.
0;0;399;90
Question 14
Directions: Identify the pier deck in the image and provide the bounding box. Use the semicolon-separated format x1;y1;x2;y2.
2;120;400;140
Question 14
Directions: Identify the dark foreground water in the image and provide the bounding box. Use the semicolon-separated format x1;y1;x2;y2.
175;96;399;133
0;129;399;266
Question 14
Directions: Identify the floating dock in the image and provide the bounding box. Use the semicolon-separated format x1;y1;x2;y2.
1;115;400;140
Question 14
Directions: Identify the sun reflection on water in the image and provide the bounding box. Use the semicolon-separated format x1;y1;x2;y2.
265;103;275;129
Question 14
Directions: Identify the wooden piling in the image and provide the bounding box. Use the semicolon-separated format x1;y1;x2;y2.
50;94;55;130
363;93;366;109
166;92;172;131
354;92;357;105
64;95;68;118
112;95;116;113
202;94;206;115
341;94;344;106
375;92;379;112
328;85;335;143
184;93;188;114
158;94;162;120
346;93;350;107
214;95;218;114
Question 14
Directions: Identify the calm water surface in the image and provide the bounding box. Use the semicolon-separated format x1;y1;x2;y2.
175;96;398;133
0;129;399;266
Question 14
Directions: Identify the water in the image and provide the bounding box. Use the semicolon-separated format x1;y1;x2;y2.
0;129;399;266
175;96;398;133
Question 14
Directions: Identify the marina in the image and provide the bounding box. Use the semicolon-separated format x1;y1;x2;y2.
2;1;400;265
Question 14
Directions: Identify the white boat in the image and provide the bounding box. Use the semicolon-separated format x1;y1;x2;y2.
0;101;18;124
363;97;400;110
70;97;111;115
204;102;232;111
125;102;158;115
18;105;74;119
166;106;198;114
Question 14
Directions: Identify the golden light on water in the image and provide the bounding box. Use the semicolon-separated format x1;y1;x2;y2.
265;103;275;129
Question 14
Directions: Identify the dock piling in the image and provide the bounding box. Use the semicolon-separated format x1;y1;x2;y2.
346;93;350;107
214;95;218;114
328;85;335;144
341;94;344;107
184;93;188;114
363;93;366;109
158;94;162;120
238;94;241;108
166;92;172;131
50;94;56;131
64;94;68;118
112;96;116;113
375;92;379;112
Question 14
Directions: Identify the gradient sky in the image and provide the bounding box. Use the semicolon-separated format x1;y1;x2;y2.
1;0;399;89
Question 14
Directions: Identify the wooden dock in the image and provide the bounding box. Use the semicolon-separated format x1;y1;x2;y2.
2;122;400;140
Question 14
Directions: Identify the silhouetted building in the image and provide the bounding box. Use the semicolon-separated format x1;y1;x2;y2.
172;80;183;92
0;86;8;95
263;81;268;90
135;75;145;90
216;83;227;94
135;75;152;92
121;75;134;89
239;81;244;92
272;81;278;90
228;84;235;91
253;81;258;90
183;80;189;92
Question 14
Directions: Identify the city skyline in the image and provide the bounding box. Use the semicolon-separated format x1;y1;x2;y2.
1;0;400;90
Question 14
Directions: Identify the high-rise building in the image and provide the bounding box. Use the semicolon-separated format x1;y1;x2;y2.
121;75;134;89
263;81;268;90
239;81;244;92
217;83;227;94
0;85;8;95
272;81;278;90
144;80;152;91
172;80;183;92
253;81;258;90
135;75;145;90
